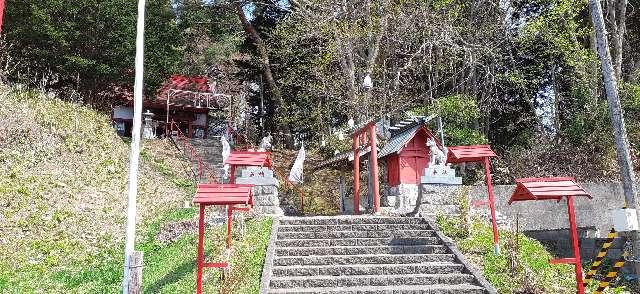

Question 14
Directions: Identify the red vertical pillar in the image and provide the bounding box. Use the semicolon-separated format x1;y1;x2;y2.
226;205;233;249
353;134;360;215
195;205;206;294
567;196;585;294
0;0;5;34
484;157;500;255
369;124;380;214
229;165;236;184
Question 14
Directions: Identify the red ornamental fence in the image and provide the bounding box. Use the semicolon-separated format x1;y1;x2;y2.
169;120;220;183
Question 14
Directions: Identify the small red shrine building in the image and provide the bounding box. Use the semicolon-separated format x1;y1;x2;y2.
312;116;444;211
380;125;441;186
111;75;228;138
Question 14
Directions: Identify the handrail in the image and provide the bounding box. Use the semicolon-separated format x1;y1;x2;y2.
168;120;220;184
229;128;306;212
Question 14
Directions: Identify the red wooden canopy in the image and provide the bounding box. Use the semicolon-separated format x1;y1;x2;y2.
193;183;254;205
224;151;272;168
447;145;497;163
508;177;591;204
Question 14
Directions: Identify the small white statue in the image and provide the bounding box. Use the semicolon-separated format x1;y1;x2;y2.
426;137;446;167
258;135;273;152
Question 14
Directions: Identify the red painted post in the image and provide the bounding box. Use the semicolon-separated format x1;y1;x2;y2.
0;0;5;34
226;205;232;249
484;157;500;255
369;124;380;214
567;196;585;294
353;134;360;215
229;165;236;184
196;205;206;294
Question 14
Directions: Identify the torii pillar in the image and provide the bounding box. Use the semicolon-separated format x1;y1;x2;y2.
352;122;380;215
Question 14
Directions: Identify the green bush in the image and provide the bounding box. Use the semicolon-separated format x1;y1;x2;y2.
410;95;488;146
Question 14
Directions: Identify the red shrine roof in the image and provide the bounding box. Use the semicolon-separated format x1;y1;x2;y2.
193;184;254;205
224;151;273;168
447;145;497;163
156;75;213;99
508;177;591;204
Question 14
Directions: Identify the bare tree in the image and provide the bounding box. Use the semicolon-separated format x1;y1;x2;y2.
590;0;640;276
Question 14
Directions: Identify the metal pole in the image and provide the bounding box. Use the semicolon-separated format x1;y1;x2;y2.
122;0;146;293
369;124;380;214
353;134;360;215
484;157;500;255
567;196;585;294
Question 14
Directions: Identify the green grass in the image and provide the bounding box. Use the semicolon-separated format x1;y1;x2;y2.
0;86;272;293
30;209;272;294
437;215;576;293
436;215;631;293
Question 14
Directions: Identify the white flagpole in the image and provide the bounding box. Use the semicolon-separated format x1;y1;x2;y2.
122;0;146;293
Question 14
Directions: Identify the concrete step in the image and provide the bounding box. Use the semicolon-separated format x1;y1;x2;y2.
269;273;476;289
277;223;433;232
267;284;486;294
277;230;436;240
279;217;427;226
275;237;441;247
271;262;466;277
273;253;455;266
275;245;449;256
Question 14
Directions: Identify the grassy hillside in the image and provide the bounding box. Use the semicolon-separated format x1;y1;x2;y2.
0;86;272;293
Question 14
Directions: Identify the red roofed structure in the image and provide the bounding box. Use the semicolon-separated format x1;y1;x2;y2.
509;177;591;203
111;75;230;138
508;177;591;294
224;151;273;184
446;144;501;255
192;183;254;294
447;145;497;163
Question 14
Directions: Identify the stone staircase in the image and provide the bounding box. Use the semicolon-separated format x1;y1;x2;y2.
183;137;224;182
260;216;495;294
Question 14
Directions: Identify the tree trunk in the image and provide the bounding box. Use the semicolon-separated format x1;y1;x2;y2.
234;3;289;136
590;0;640;277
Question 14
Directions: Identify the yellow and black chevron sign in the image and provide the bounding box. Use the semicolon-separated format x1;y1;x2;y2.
583;228;617;287
593;252;627;294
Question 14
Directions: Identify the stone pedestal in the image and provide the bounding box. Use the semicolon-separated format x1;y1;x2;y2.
384;183;419;213
419;184;462;216
235;167;283;215
421;165;462;185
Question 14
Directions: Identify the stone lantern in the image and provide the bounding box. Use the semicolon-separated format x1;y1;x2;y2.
143;110;156;139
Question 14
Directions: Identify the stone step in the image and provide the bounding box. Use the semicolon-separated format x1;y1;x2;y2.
275;237;441;247
267;284;486;294
275;245;449;256
279;217;428;226
273;253;456;266
269;273;476;289
277;230;436;240
277;223;433;232
271;262;465;277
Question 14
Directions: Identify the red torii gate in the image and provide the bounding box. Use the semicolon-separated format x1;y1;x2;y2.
508;177;591;294
192;183;254;294
352;121;380;215
447;145;500;254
